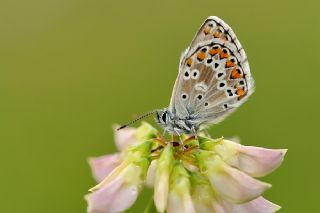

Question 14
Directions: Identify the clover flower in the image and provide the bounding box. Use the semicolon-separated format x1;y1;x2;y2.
86;122;286;213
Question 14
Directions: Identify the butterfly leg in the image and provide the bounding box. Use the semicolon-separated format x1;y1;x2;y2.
183;135;196;145
190;126;201;152
171;134;179;142
172;128;184;149
191;126;198;140
182;135;199;154
162;130;167;138
204;129;211;137
173;128;181;137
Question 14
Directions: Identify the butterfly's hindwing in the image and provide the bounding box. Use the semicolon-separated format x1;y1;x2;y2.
169;16;254;127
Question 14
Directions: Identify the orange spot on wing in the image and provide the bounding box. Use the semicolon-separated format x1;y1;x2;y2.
236;88;245;96
222;35;229;41
186;58;193;67
225;60;236;67
209;48;220;56
220;51;229;59
203;26;211;35
236;88;246;100
231;68;242;79
213;31;221;38
197;52;206;61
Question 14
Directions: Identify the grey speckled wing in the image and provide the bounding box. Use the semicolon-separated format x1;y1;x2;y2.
169;16;254;127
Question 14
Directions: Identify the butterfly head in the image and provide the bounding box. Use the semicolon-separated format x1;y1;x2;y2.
155;108;171;128
156;109;198;134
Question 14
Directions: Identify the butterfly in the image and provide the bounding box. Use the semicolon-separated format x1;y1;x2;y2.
119;16;254;135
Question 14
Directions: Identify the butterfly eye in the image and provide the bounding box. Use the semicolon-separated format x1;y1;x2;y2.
181;93;189;100
161;112;167;123
191;69;200;79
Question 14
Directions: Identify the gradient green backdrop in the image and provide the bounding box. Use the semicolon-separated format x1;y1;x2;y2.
1;0;319;212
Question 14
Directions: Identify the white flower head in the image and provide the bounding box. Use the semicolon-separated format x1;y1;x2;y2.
86;122;286;213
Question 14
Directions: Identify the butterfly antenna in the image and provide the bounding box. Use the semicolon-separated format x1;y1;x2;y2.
117;110;158;131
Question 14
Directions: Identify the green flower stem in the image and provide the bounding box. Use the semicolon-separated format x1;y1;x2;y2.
143;197;158;213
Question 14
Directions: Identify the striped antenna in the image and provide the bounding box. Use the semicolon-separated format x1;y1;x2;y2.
117;110;158;131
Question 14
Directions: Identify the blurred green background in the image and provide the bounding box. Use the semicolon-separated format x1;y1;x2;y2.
1;0;319;212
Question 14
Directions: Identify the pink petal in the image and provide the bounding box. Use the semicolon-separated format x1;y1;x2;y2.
215;140;287;178
167;192;196;213
86;166;139;213
145;160;157;187
88;154;121;182
236;146;287;177
194;202;215;213
154;145;174;212
86;172;122;212
191;174;217;213
114;127;138;151
212;200;228;213
208;156;271;203
154;171;170;212
223;196;281;213
182;161;199;172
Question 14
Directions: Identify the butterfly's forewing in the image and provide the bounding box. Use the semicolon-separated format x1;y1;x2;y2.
170;16;254;126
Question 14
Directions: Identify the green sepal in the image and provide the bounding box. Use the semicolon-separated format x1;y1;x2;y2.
157;143;174;173
194;150;215;173
169;162;190;196
136;122;159;141
199;136;224;151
